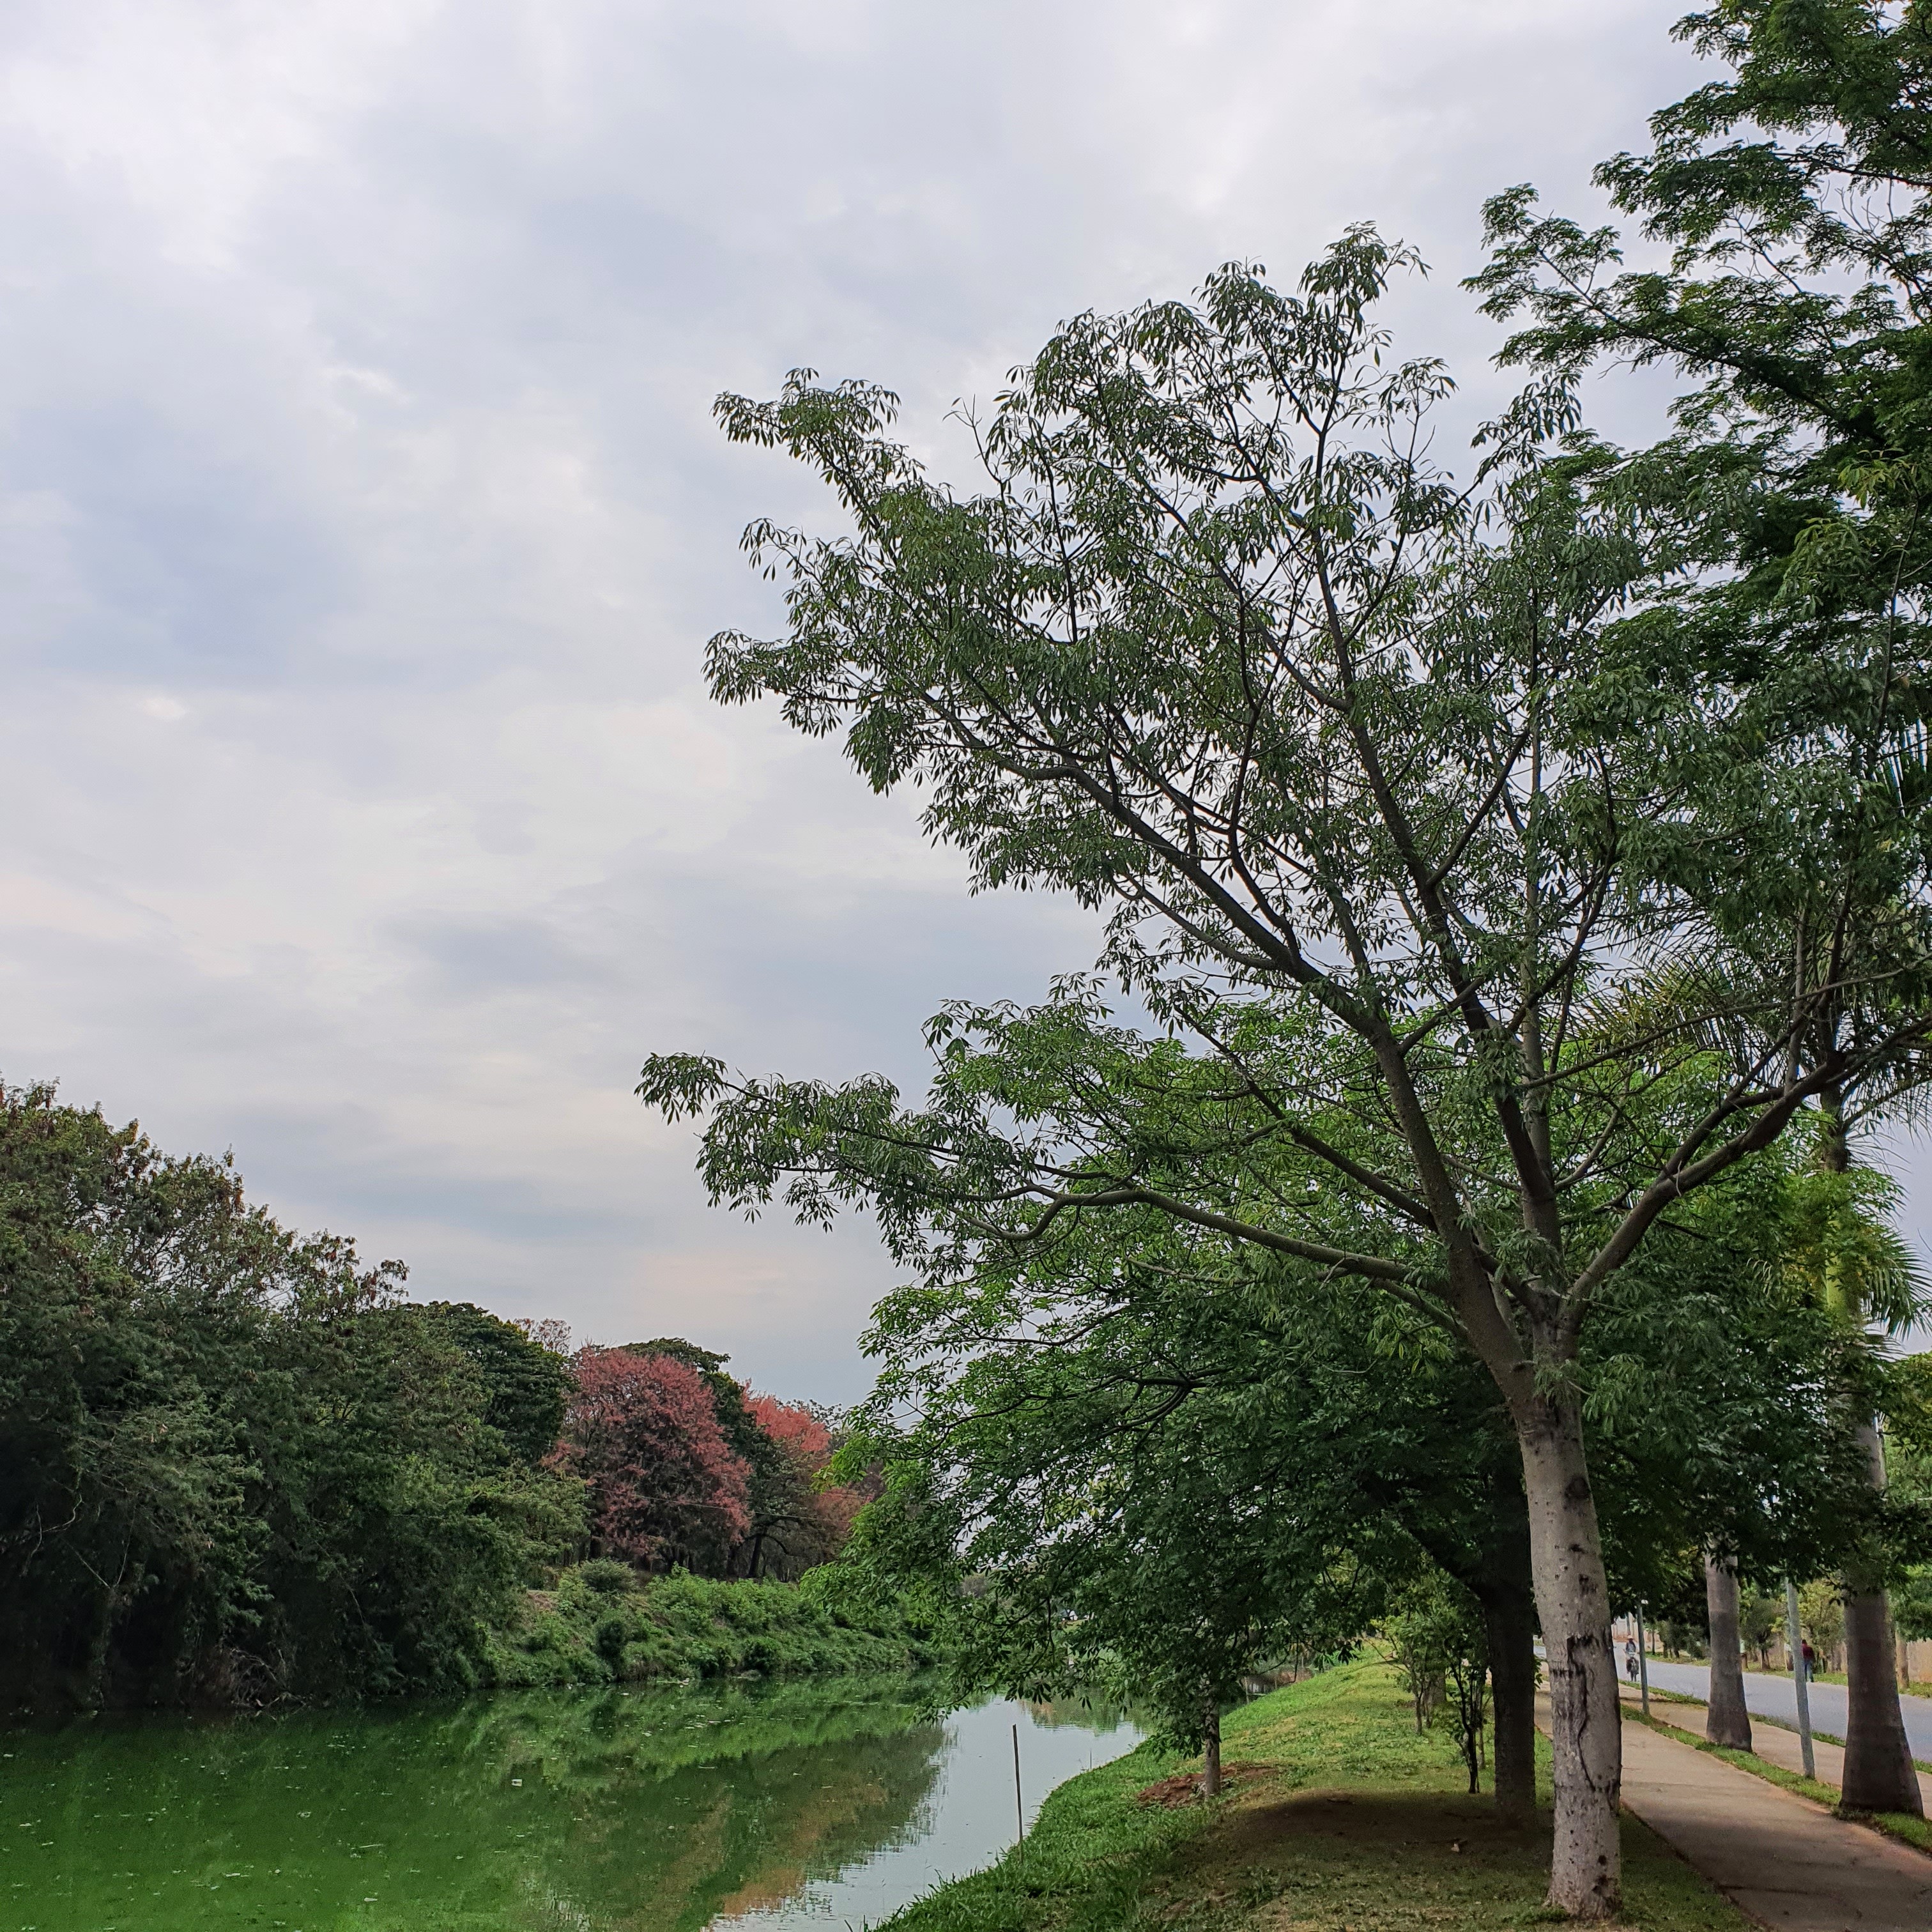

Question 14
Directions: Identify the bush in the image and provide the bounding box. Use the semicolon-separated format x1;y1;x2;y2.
482;1563;931;1689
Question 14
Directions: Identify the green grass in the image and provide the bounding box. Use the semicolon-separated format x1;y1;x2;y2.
1629;1706;1932;1857
877;1658;1753;1932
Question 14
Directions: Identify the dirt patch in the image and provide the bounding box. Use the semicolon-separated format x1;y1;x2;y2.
1135;1763;1275;1807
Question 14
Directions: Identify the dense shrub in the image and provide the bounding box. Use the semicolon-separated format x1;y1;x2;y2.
482;1563;933;1687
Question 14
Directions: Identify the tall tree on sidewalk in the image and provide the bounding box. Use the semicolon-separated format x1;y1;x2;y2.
1703;1554;1753;1750
1778;1152;1927;1805
1473;0;1932;1818
644;234;1932;1915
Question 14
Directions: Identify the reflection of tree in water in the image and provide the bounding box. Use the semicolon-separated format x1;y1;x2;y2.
448;1680;949;1932
1020;1693;1135;1733
0;1676;941;1932
627;1722;946;1930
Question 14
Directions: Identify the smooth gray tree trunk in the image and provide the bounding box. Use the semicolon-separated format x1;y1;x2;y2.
1703;1553;1752;1751
1199;1694;1222;1798
1519;1400;1621;1920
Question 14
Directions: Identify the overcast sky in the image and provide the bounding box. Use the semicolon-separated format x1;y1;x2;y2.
7;1;1906;1402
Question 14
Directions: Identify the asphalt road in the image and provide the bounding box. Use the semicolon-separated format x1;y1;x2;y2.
1633;1655;1932;1761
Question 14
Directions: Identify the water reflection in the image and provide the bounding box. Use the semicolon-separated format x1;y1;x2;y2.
0;1678;1139;1931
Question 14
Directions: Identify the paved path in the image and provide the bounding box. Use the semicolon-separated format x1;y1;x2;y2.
1614;1714;1932;1929
1628;1682;1931;1809
1536;1696;1932;1929
1635;1657;1932;1761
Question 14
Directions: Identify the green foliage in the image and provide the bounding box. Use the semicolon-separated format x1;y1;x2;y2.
1739;1586;1782;1664
418;1301;572;1464
826;1211;1547;1757
1799;1577;1846;1660
1383;1571;1491;1793
1581;1152;1891;1604
0;1080;582;1710
1776;1151;1930;1334
480;1561;933;1688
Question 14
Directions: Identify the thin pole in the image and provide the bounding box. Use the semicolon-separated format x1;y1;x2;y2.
1784;1578;1815;1780
1636;1602;1650;1717
1012;1722;1025;1846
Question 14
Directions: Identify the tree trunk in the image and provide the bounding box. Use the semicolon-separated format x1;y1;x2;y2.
1200;1693;1222;1798
1703;1552;1752;1751
1518;1397;1620;1920
1842;1422;1923;1815
1814;1101;1923;1814
1481;1583;1538;1827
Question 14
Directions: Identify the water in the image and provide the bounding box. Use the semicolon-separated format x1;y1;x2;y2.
0;1678;1141;1931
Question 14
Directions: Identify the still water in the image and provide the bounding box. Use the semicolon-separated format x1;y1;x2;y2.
0;1678;1140;1932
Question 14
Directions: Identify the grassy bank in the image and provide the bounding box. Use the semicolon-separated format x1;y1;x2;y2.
879;1657;1751;1932
480;1561;933;1687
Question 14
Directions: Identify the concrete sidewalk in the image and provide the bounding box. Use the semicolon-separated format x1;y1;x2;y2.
1628;1680;1931;1809
1537;1699;1932;1929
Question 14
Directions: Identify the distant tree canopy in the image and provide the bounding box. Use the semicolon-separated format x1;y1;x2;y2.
0;1082;582;1711
420;1302;573;1466
552;1348;753;1573
558;1344;862;1582
0;1083;855;1712
743;1392;869;1581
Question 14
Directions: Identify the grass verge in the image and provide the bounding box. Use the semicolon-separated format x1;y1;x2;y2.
1627;1707;1932;1857
879;1658;1752;1932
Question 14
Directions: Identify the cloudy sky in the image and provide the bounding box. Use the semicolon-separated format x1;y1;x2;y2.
6;0;1898;1401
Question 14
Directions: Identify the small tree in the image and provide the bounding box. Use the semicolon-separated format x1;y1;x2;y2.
1386;1572;1489;1791
1739;1588;1781;1668
1386;1583;1455;1735
1801;1579;1846;1672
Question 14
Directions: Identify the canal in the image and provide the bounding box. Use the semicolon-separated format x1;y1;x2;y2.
0;1676;1141;1930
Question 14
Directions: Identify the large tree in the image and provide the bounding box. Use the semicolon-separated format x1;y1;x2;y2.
1473;0;1932;1818
644;233;1932;1913
552;1348;752;1573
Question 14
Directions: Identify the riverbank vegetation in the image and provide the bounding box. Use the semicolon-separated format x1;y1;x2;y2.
482;1560;933;1687
0;1081;883;1713
877;1660;1751;1932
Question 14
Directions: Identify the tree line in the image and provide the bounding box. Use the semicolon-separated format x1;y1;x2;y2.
640;5;1932;1918
0;1080;857;1712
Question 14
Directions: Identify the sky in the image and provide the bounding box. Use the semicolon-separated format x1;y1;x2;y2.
7;0;1903;1402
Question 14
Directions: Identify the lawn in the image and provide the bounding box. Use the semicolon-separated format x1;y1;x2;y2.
880;1657;1752;1932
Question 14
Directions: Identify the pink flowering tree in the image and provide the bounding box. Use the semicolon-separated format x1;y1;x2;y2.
739;1393;868;1579
553;1349;751;1573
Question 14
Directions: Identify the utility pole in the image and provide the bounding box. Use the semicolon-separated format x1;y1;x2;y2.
1635;1602;1650;1717
1012;1722;1025;1850
1784;1578;1816;1781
